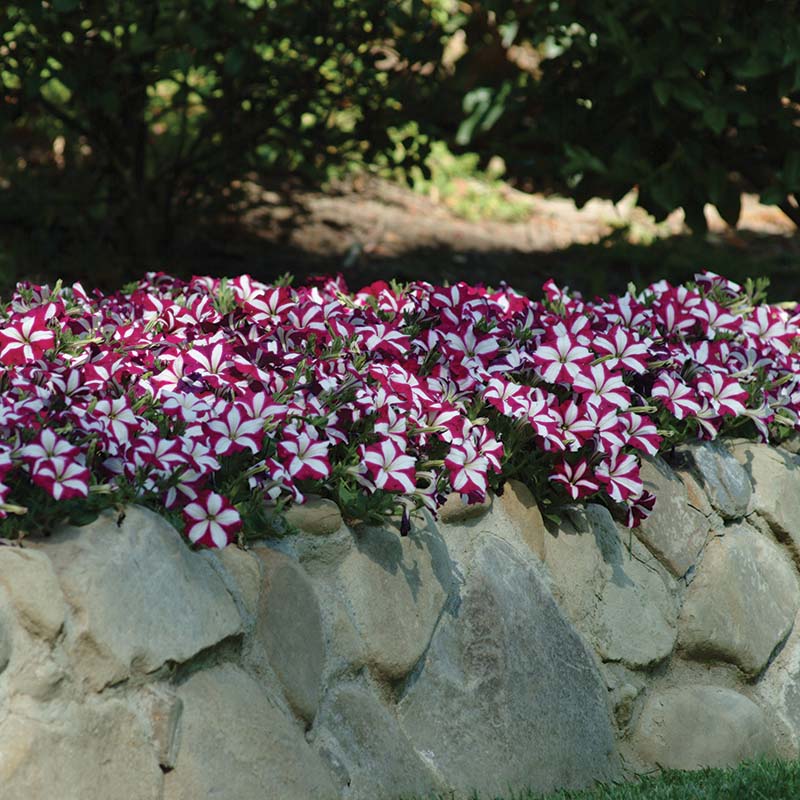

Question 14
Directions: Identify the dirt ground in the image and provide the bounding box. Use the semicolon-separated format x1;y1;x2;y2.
180;176;800;300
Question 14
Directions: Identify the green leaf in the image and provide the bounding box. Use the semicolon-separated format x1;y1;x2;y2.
671;82;705;112
653;80;670;106
52;0;80;11
760;185;786;206
68;507;99;527
702;106;727;135
784;151;800;190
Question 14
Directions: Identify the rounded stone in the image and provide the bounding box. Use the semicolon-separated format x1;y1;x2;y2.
0;547;66;641
496;480;546;560
634;686;774;770
165;664;337;800
437;492;492;524
678;523;799;675
284;496;343;536
251;548;325;722
334;523;449;680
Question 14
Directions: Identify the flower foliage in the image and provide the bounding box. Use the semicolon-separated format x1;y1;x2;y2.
0;270;795;547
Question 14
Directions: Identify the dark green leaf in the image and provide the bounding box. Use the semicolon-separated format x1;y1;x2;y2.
702;106;727;135
52;0;80;12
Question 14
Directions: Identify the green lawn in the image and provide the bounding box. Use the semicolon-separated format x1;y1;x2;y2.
404;758;800;800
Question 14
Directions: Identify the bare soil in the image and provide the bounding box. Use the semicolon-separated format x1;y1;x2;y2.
179;176;800;301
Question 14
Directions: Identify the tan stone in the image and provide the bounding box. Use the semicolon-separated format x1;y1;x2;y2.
210;544;262;616
135;685;184;771
634;686;775;770
284;495;344;535
678;523;799;675
675;441;753;519
397;529;620;796
677;469;713;517
314;685;445;799
0;547;66;641
41;505;242;691
729;442;800;562
0;699;163;800
497;480;546;560
545;504;678;669
335;522;449;680
165;664;337;800
754;607;800;758
438;491;492;523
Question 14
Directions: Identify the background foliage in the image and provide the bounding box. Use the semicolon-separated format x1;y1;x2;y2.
1;0;799;285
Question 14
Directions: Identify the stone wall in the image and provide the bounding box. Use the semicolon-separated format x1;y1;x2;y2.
2;440;800;799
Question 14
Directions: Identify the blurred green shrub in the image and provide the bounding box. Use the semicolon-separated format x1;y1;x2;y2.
0;0;446;271
428;0;800;232
2;0;799;281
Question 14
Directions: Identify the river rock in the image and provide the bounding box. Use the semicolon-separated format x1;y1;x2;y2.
678;523;799;675
251;547;325;722
164;664;337;800
0;547;66;641
496;479;546;560
284;495;344;535
397;528;619;796
634;686;774;769
634;456;710;577
41;505;242;690
754;608;800;758
314;684;444;799
333;522;450;680
207;544;262;617
730;443;800;562
545;504;678;669
0;698;163;800
675;441;753;519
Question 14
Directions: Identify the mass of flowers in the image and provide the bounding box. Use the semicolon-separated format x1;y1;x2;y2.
0;269;796;548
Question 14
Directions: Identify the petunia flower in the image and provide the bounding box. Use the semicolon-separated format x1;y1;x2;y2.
361;439;417;493
182;491;242;548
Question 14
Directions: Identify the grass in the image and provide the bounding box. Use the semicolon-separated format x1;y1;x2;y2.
403;757;800;800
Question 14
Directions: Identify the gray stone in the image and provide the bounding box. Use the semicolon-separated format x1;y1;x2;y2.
284;495;344;535
545;504;678;669
251;547;325;722
292;527;354;577
496;480;546;560
676;441;753;519
601;663;647;731
42;505;242;691
164;664;337;800
314;685;444;799
730;442;800;563
678;523;799;676
754;608;800;758
634;686;775;770
0;698;163;800
0;547;66;641
634;456;710;577
438;491;492;524
335;523;449;680
397;530;619;797
207;544;262;617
